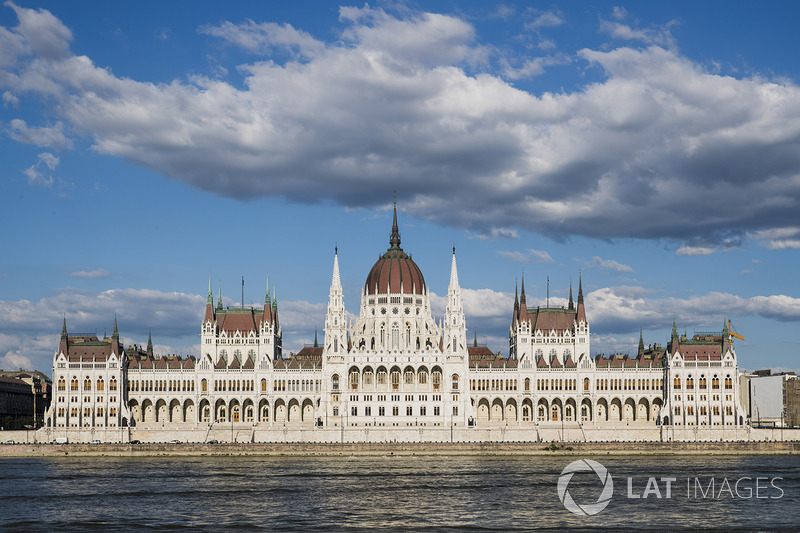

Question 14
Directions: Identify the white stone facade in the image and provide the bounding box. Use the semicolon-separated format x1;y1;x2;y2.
46;207;747;440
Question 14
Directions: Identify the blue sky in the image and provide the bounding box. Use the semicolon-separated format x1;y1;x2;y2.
2;1;800;374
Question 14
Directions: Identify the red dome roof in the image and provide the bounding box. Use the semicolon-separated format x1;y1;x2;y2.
364;203;426;295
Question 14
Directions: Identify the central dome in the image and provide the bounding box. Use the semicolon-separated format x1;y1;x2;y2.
364;203;426;295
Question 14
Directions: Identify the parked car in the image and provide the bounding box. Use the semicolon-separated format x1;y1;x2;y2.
53;437;68;444
88;440;101;445
3;440;15;445
169;439;181;444
207;439;219;444
129;440;141;444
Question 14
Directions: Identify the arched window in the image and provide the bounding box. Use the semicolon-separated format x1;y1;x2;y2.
202;379;208;392
332;374;340;391
390;370;401;389
349;369;359;390
451;374;459;390
674;377;681;389
97;378;104;391
404;369;414;385
377;369;387;385
392;325;399;350
83;377;91;391
699;375;707;389
712;375;719;389
432;370;442;390
524;378;530;391
583;377;590;391
725;375;733;389
110;377;117;391
58;378;66;391
686;375;694;389
261;378;267;392
363;369;374;385
418;369;428;385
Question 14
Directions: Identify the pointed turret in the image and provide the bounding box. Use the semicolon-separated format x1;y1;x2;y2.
204;278;215;323
513;280;519;323
389;195;401;250
147;330;153;357
576;275;586;323
473;329;478;348
325;247;347;356
568;280;574;311
216;282;223;311
59;317;69;354
314;328;319;348
443;246;466;355
262;278;273;324
638;329;645;356
111;315;121;355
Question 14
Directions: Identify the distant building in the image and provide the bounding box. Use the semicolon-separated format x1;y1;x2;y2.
786;377;800;428
0;369;50;429
739;370;798;428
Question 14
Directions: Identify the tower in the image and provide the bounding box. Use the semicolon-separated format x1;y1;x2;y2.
324;247;348;357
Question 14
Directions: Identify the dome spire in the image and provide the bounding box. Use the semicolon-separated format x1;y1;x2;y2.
390;192;401;250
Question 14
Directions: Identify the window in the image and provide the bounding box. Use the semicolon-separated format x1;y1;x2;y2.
202;379;208;392
365;406;371;416
83;377;91;391
58;378;66;391
451;374;459;390
349;370;359;390
407;406;412;416
379;406;385;416
351;406;357;416
418;370;428;385
432;370;442;390
332;374;340;391
393;406;399;416
110;377;117;391
363;370;374;385
377;369;387;385
391;370;400;390
433;406;440;416
420;406;426;416
404;370;414;385
261;379;267;392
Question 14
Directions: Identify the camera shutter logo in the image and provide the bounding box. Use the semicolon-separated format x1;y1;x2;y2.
557;459;614;516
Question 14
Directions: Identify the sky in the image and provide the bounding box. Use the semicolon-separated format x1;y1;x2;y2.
2;1;800;375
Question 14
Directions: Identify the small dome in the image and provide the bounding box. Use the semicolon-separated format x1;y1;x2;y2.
364;203;426;295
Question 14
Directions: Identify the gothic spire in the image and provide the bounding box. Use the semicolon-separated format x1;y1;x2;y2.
217;282;223;311
389;194;401;250
568;279;574;311
112;315;119;341
147;330;153;356
61;317;68;340
448;245;460;290
207;278;213;306
314;328;319;348
638;328;644;356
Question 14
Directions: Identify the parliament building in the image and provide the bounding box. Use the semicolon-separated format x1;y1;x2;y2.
45;205;747;441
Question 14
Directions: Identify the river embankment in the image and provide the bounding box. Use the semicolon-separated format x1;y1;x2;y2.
1;440;800;457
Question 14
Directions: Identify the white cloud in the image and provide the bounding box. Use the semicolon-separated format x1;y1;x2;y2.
749;227;800;249
9;119;73;149
676;245;716;256
525;10;564;30
497;248;554;264
200;20;324;59
590;256;633;273
2;5;800;248
2;90;19;106
70;268;110;279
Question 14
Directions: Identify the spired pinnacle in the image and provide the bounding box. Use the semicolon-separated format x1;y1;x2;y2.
389;195;401;250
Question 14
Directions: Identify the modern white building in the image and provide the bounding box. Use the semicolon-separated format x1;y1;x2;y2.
45;204;747;438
